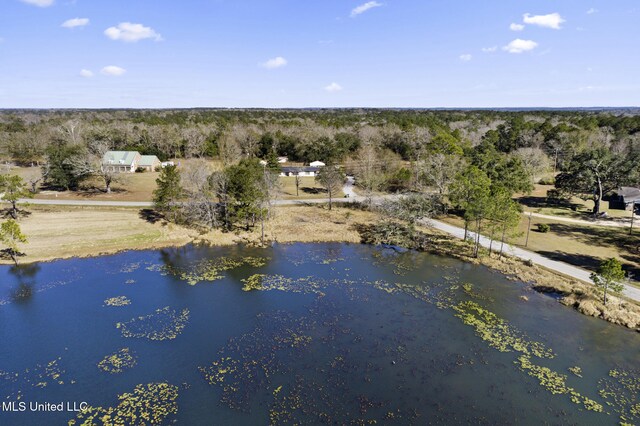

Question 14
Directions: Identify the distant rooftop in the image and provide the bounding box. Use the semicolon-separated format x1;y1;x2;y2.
102;151;139;166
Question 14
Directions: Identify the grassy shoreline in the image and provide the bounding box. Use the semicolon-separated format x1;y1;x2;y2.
3;204;639;332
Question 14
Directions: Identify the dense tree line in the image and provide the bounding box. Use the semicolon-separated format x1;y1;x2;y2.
2;108;640;229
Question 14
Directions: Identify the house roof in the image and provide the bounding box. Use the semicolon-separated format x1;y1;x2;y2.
139;155;160;167
617;187;640;203
103;151;139;166
281;166;320;173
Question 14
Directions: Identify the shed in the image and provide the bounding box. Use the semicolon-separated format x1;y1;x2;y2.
610;187;640;210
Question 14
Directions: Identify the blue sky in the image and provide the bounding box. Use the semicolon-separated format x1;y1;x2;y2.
0;0;638;108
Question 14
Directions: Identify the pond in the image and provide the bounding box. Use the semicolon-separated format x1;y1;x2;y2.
0;243;639;425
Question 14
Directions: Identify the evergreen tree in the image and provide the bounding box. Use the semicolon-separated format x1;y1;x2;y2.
590;258;626;306
0;219;27;266
225;159;267;230
153;165;183;221
0;175;33;219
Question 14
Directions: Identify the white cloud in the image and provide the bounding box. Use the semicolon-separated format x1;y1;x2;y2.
459;54;472;62
20;0;54;7
510;23;525;31
324;82;343;92
351;1;382;17
523;13;565;29
101;66;126;76
62;18;89;29
481;46;498;53
260;56;288;69
587;8;598;15
79;69;94;78
104;22;162;42
503;39;538;54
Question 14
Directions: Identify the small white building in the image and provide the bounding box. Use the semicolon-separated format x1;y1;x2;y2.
309;161;325;167
277;156;288;164
280;166;321;177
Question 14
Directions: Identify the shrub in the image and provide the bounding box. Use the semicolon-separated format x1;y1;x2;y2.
537;223;550;233
538;176;556;185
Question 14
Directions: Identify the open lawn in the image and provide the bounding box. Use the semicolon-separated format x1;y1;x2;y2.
516;184;632;220
278;176;344;200
2;205;194;264
35;173;159;202
0;203;374;265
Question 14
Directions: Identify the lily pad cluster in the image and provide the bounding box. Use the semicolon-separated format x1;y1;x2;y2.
104;296;131;307
116;306;190;341
199;311;313;411
599;368;640;424
147;256;268;285
241;274;325;295
68;382;178;426
0;356;73;401
452;301;554;358
516;355;603;412
97;348;138;374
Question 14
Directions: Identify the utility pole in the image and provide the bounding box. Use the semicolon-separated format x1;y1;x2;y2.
525;212;533;247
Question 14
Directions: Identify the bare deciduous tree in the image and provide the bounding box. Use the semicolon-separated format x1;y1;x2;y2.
420;154;466;196
217;131;242;167
514;147;551;184
182;159;219;229
66;140;121;193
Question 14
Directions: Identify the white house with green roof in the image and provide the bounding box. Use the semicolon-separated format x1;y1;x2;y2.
102;151;161;173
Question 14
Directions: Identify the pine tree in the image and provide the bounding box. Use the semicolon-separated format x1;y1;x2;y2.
153;165;183;222
0;219;28;266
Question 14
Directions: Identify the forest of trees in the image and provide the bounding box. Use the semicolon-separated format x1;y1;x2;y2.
1;108;640;245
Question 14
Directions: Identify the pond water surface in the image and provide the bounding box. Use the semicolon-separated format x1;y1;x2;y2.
0;243;639;425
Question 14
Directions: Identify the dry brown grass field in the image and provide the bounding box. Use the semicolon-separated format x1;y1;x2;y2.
1;204;374;265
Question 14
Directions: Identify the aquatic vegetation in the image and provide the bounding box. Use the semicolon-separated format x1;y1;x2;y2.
461;282;493;302
241;274;265;291
516;356;603;412
147;256;269;285
68;382;178;425
599;368;640;424
241;274;325;295
104;296;131;307
97;348;138;374
569;366;583;378
452;301;554;359
285;246;345;266
119;262;141;273
117;306;190;341
0;356;72;401
199;309;327;411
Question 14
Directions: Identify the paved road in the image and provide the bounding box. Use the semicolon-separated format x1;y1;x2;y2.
428;219;640;303
343;176;358;198
17;198;155;207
